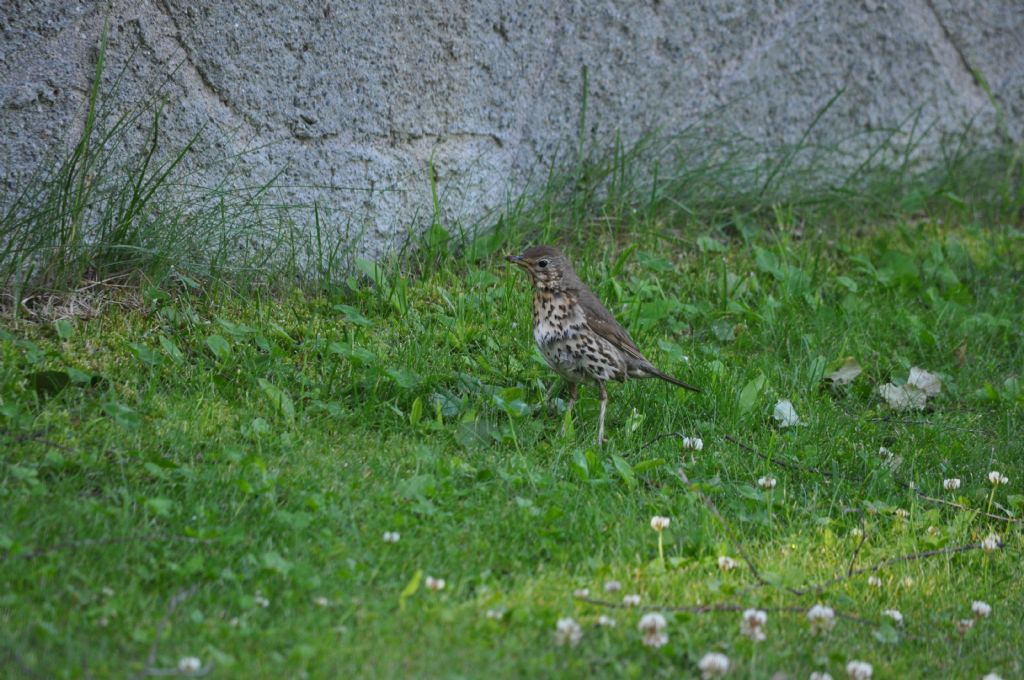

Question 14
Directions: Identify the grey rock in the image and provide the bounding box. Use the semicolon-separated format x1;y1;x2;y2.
1;0;1021;259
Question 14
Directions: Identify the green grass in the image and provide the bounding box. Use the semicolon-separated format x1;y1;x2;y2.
2;206;1023;677
2;39;1023;677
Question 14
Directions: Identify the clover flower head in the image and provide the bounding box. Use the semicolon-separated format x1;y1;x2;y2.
981;533;1002;552
758;475;777;490
971;600;992;618
740;608;767;641
943;478;961;491
698;652;730;679
717;556;737;571
988;471;1008;486
554;617;583;647
604;580;622;593
638;612;668;648
807;603;836;634
846;660;873;680
425;576;446;592
623;594;641;607
683;436;704;451
882;609;903;625
650;516;671;532
177;657;202;674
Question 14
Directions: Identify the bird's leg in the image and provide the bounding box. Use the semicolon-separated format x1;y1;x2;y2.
597;381;608;445
566;383;579;410
560;383;579;435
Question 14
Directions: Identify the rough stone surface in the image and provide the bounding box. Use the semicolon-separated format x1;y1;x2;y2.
2;1;1022;257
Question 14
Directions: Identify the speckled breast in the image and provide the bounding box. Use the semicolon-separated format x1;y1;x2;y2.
532;291;626;384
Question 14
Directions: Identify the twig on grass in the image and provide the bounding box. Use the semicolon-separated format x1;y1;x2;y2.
847;513;868;577
910;487;1022;524
4;534;215;561
723;435;847;480
131;586;214;679
790;540;1002;595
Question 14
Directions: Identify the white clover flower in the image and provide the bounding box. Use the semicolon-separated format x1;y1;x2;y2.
927;525;941;537
740;608;767;641
683;436;704;451
554;617;583;647
981;533;1002;552
101;586;115;598
810;673;833;680
177;657;202;674
254;594;270;608
650;516;671;532
425;576;446;592
901;576;914;589
971;600;992;618
573;588;590;599
638;612;669;648
849;527;864;539
882;609;903;625
485;608;505;621
956;618;975;635
943;478;961;491
895;508;909;519
807;604;836;634
757;475;777;490
698;652;730;679
988;471;1008;486
382;531;401;543
596;614;617;627
717;556;737;571
982;674;1003;680
623;594;641;607
846;660;873;680
867;575;882;588
314;596;330;607
604;580;622;593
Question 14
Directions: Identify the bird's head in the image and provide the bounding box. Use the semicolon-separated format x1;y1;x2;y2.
507;245;572;288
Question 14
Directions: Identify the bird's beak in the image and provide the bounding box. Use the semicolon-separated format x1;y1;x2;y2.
506;254;525;266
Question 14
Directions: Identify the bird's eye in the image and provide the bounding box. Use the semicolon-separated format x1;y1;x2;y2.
538;260;549;268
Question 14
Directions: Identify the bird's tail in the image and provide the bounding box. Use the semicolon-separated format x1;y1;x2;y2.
646;367;700;393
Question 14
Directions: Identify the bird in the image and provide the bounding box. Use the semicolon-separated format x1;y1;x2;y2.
507;245;699;444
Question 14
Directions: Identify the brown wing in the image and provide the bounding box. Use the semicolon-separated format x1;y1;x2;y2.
575;286;648;362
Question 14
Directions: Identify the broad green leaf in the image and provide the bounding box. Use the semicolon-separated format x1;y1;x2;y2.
738;373;766;415
409;397;423;427
206;334;231;361
129;342;159;366
158;335;185;364
54;319;74;340
257;378;295;423
386;367;421;390
611;454;637;490
333;304;372;326
399;569;423;611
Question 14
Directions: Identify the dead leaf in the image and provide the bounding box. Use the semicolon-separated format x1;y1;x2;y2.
954;340;968;368
825;357;862;385
772;399;802;427
907;367;941;396
878;383;928;411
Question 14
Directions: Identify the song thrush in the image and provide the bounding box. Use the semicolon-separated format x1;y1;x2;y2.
507;245;699;444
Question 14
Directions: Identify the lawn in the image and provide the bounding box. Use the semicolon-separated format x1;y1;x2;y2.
2;200;1022;678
